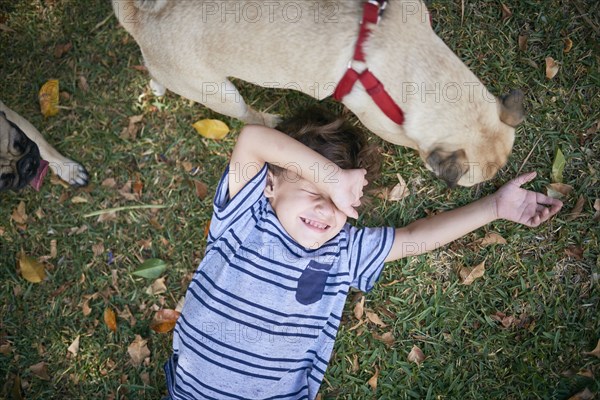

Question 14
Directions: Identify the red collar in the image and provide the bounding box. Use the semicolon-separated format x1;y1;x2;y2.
333;0;405;125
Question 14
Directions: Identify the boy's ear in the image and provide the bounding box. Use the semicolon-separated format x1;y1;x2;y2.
264;170;276;198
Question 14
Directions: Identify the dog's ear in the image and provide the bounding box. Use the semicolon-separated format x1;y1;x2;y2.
427;149;469;188
499;89;525;127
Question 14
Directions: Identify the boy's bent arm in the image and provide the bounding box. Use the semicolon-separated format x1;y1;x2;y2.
385;195;497;262
229;125;366;217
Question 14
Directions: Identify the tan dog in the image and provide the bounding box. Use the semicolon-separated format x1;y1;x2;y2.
112;0;524;186
0;100;88;191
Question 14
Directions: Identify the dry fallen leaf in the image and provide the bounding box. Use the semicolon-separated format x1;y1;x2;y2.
354;294;365;320
500;3;512;20
565;245;584;260
388;173;410;201
545;57;560;79
128;335;151;366
564;38;573;53
193;119;230;140
518;34;528;52
17;251;46;283
407;345;426;364
53;42;72;58
594;199;600;221
566;195;585;221
121;115;144;140
568;388;595;400
459;261;485;285
546;183;573;199
373;331;395;347
104;307;117;332
11;201;28;225
349;354;360;373
67;336;80;356
149;309;181;333
194;180;208;200
367;367;379;391
583;339;600;358
477;232;507;246
366;311;387;327
146;277;167;296
133;174;144;197
29;361;51;380
39;79;60;117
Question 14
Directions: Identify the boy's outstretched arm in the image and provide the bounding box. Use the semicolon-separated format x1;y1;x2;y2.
229;125;366;218
385;172;563;262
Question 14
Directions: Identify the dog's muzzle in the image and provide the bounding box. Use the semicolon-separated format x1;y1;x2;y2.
0;114;42;191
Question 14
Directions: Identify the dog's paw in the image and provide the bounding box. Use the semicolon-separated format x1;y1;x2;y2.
150;79;166;97
49;159;90;187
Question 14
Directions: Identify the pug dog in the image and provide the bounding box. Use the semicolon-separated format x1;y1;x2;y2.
112;0;524;186
0;100;89;192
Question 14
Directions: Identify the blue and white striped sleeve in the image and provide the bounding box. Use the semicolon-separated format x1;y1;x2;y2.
207;163;268;242
347;226;395;292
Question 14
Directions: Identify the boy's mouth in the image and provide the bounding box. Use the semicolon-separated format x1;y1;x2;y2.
300;217;330;231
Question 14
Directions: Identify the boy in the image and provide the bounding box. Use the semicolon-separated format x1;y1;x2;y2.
165;109;562;399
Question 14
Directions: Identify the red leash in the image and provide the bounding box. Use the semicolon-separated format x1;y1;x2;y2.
333;0;405;125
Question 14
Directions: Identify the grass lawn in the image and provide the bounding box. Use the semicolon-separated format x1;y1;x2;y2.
1;0;598;399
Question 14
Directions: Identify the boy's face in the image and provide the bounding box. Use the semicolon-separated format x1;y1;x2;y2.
265;170;347;249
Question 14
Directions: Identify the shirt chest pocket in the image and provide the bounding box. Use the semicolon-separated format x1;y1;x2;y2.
296;260;333;305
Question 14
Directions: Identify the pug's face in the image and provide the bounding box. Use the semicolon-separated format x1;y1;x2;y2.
0;111;41;191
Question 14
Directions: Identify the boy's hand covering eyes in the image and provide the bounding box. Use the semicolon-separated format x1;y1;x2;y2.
493;171;563;227
329;168;368;219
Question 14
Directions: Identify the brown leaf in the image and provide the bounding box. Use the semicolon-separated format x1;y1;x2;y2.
146;277;167;296
459;261;485;285
67;336;80;356
104;307;117;332
518;35;528;52
565;245;584;260
563;38;573;53
490;311;515;328
92;242;105;256
367;367;379;391
149;309;181;333
128;335;151;366
0;23;15;33
349;354;360;373
354;294;365;320
594;199;600;221
119;181;139;201
101;178;117;188
566;195;585;221
568;388;595;400
366;311;387;327
546;183;573;199
500;3;512;20
11;201;28;224
133;175;144;197
120;115;144;140
407;345;426;364
545;57;560;79
388;173;410;201
373;331;395;347
29;361;51;380
78;75;89;92
583;339;600;358
97;211;118;223
477;232;507;246
53;42;72;58
194;180;209;200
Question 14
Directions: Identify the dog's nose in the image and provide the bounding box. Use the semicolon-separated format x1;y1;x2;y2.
0;173;15;191
20;156;38;178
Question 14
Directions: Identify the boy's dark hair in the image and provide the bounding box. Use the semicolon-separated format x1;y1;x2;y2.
271;107;381;190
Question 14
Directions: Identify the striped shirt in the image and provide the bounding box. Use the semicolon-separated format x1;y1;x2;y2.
165;164;394;399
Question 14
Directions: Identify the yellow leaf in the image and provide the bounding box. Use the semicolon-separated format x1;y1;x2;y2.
545;57;559;80
192;119;230;140
39;80;60;117
407;345;426;364
17;252;46;283
459;261;485;285
150;309;181;333
104;307;117;332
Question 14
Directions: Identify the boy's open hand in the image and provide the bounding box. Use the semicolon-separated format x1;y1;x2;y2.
493;172;563;227
329;168;368;219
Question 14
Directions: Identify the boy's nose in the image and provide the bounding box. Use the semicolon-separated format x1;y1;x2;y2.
315;199;335;217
